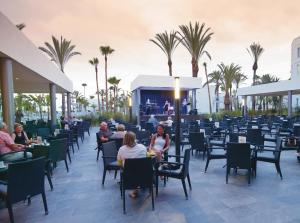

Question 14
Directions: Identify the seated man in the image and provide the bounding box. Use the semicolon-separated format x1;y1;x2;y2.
98;122;112;143
0;121;32;162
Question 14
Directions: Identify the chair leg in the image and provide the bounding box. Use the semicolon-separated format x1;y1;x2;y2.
181;179;188;200
114;170;118;179
123;188;126;214
204;159;210;173
226;166;230;184
275;162;283;180
155;174;159;196
76;140;80;150
97;148;100;161
163;175;166;187
46;171;53;190
248;168;251;185
67;150;72;163
187;174;192;190
102;169;107;185
6;199;14;223
42;191;49;215
151;186;155;211
64;159;69;172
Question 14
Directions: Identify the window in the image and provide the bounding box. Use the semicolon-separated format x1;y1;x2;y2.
298;47;300;58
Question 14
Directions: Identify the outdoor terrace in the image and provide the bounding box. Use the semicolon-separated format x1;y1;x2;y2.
1;127;300;223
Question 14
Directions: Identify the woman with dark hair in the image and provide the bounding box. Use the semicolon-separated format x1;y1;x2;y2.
149;124;170;161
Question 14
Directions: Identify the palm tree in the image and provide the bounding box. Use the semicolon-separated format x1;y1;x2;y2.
108;76;121;112
204;71;222;112
218;63;242;111
82;83;87;97
257;74;279;110
247;42;264;110
203;62;212;114
39;36;81;115
100;46;114;111
150;31;180;76
178;22;213;77
89;58;101;111
29;94;46;120
233;73;247;109
97;89;106;112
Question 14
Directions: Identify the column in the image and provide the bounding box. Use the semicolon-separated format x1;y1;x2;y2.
61;92;66;116
67;92;71;118
243;96;248;118
192;89;197;110
0;58;15;133
136;88;141;125
49;83;57;127
288;91;292;118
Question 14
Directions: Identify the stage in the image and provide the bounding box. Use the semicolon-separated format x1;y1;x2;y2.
130;75;202;125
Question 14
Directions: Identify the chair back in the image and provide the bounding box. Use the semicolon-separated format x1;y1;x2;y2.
123;157;153;189
229;133;239;143
29;145;49;159
102;141;118;166
293;125;300;137
246;128;263;146
226;142;251;169
37;128;50;139
189;132;205;151
49;138;68;163
182;149;191;177
274;137;283;160
113;138;124;150
7;157;46;203
136;130;151;146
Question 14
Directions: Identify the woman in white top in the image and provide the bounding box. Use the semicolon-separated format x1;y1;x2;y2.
117;131;147;198
149;124;170;161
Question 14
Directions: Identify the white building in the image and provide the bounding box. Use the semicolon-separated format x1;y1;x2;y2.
237;36;300;117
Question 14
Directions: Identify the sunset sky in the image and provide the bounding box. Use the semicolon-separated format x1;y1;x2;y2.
1;0;299;98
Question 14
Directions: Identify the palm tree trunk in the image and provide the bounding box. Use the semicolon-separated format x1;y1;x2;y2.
105;56;108;111
191;57;198;77
224;91;230;111
95;67;101;112
204;65;212;114
168;59;172;76
113;87;116;113
216;88;219;113
252;68;256;110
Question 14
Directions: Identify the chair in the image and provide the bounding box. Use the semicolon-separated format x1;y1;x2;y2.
113;138;123;151
204;136;226;172
101;141;121;185
226;143;252;184
28;145;53;190
121;157;154;214
82;120;91;136
246;128;264;148
71;126;80;150
136;130;151;146
49;138;69;172
156;149;192;199
0;157;48;223
95;132;102;161
189;132;206;159
37;128;50;139
253;137;283;179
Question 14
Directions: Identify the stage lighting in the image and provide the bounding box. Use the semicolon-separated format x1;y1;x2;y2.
174;77;180;99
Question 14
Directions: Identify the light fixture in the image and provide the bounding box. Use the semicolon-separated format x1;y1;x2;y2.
174;77;180;99
128;97;132;107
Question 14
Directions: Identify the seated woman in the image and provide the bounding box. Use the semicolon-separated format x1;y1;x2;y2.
11;123;30;145
110;124;126;139
117;131;147;198
149;124;170;161
0;121;32;162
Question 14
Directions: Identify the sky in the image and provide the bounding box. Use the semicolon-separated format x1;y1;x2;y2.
1;0;299;99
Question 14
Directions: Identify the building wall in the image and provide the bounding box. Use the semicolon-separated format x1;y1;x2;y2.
291;36;300;80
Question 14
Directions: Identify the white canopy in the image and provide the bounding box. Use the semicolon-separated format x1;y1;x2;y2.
130;75;202;91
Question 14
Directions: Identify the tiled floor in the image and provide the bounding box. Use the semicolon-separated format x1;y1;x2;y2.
1;127;300;223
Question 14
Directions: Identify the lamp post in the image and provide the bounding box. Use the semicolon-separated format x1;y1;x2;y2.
82;83;87;98
174;77;181;162
129;96;132;123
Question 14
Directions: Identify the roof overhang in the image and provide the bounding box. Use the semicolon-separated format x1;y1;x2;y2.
130;75;202;91
237;78;300;96
0;12;73;93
